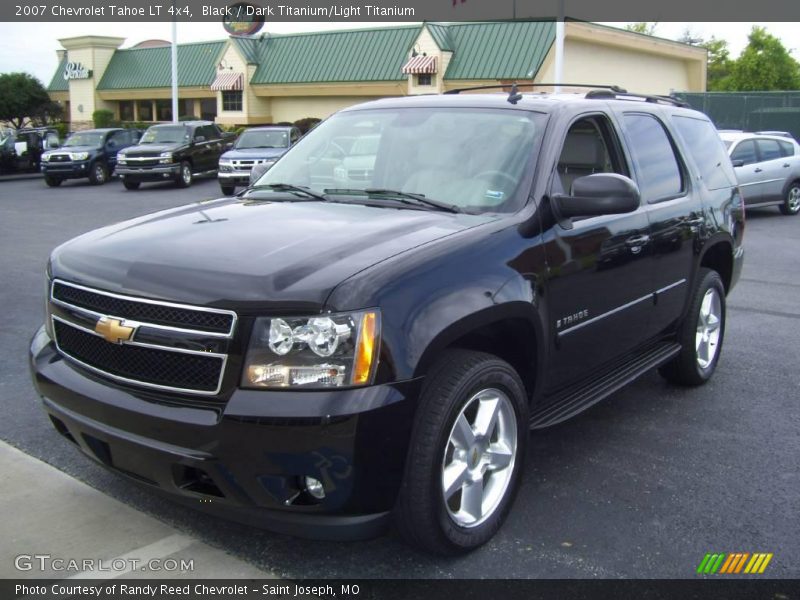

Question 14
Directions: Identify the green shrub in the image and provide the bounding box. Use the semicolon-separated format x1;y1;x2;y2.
294;117;321;134
179;114;199;121
51;122;69;139
92;109;116;128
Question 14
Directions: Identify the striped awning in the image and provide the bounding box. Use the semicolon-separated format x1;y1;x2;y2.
402;55;437;75
210;71;243;91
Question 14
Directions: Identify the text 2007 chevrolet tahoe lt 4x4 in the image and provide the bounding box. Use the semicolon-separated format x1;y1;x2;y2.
30;87;744;555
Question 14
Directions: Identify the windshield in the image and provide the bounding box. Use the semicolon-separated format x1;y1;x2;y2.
140;126;189;144
236;130;290;149
63;132;105;147
253;107;547;213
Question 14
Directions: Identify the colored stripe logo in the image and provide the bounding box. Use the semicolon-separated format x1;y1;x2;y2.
697;553;773;574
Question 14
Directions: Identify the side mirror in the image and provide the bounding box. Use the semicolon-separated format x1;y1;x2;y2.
194;135;205;143
731;159;745;168
552;173;640;219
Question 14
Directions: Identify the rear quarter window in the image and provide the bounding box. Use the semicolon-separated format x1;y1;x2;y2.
672;115;737;191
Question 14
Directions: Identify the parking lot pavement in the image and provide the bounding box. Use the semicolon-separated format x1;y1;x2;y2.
1;177;798;579
0;441;273;579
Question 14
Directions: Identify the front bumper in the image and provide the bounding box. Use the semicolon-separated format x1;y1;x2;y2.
41;161;90;178
29;326;420;540
116;164;180;182
218;172;251;186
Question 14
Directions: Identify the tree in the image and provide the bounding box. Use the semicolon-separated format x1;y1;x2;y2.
726;26;800;91
0;73;53;129
625;22;658;36
703;37;734;91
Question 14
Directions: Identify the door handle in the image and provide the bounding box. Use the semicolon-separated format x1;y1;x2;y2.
754;168;763;173
784;163;791;168
625;234;650;247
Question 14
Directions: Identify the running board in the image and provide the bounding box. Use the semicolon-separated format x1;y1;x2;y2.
529;341;681;429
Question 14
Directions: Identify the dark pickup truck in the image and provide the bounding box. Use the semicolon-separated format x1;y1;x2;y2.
115;121;233;190
41;128;141;186
31;88;744;555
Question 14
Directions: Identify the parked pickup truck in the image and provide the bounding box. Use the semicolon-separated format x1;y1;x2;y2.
116;121;232;190
41;128;141;187
31;88;744;555
218;125;301;195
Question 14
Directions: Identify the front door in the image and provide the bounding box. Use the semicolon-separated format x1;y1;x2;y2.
542;113;654;391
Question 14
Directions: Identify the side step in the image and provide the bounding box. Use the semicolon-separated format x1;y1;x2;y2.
529;341;681;429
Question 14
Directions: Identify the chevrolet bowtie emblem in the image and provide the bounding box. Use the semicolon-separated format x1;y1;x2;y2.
95;317;135;344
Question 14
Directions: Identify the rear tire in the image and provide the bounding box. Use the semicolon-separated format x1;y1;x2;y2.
394;349;528;555
123;180;140;190
176;161;193;188
659;268;726;386
779;181;800;215
220;184;236;196
44;176;62;187
88;161;108;185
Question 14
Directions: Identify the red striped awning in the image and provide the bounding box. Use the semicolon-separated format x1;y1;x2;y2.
210;71;243;91
402;55;437;75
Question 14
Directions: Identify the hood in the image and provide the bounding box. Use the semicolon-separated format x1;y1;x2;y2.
50;198;496;311
120;143;183;155
221;148;287;160
53;145;100;154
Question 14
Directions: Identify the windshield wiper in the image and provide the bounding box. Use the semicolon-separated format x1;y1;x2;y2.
244;183;328;202
324;188;461;213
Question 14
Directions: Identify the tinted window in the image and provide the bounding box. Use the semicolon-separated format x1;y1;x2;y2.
202;125;220;141
778;140;795;157
672;116;736;191
730;140;757;166
623;113;683;202
756;139;782;161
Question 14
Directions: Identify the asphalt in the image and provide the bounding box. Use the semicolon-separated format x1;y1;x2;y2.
0;175;798;579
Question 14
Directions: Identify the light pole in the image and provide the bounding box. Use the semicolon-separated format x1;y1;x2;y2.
171;0;178;123
554;0;565;93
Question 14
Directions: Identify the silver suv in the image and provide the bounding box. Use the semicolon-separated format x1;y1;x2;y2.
719;131;800;215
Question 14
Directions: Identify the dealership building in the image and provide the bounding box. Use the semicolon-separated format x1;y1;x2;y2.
47;21;707;130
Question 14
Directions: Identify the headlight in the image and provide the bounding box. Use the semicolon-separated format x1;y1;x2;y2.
159;151;173;164
44;268;54;340
41;153;51;162
70;152;89;161
117;154;127;164
218;163;232;173
242;310;380;389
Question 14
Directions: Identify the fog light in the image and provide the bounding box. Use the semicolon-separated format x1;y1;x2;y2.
304;476;325;499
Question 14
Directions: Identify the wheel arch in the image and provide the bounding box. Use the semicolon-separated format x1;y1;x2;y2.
412;303;544;402
698;237;734;294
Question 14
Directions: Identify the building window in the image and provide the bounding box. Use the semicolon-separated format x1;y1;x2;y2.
179;99;195;119
222;90;243;112
156;100;173;122
136;100;153;122
200;99;217;121
416;74;433;86
119;101;134;122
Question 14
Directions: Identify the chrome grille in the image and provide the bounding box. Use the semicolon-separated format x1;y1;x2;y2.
50;280;236;396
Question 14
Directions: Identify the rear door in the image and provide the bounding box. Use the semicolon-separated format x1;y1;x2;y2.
754;138;788;202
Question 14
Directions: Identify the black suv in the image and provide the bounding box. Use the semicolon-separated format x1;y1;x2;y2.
116;121;231;190
30;89;744;555
1;127;60;173
40;128;141;187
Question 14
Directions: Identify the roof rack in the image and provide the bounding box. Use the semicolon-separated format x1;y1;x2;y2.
443;82;691;108
444;83;628;96
584;89;691;107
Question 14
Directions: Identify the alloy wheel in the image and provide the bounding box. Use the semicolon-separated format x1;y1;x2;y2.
696;288;722;369
788;186;800;213
441;388;517;528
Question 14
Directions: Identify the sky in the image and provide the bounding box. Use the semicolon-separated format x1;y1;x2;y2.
0;21;798;86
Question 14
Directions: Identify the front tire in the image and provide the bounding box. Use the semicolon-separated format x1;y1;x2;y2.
659;268;726;386
779;181;800;215
220;184;236;196
123;180;140;190
88;161;108;185
395;349;528;555
44;176;62;187
176;161;193;188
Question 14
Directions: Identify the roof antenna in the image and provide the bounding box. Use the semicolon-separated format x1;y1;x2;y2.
507;83;523;105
